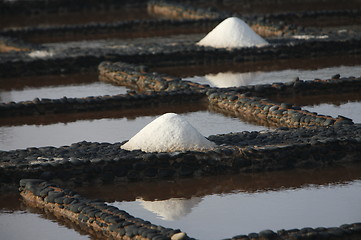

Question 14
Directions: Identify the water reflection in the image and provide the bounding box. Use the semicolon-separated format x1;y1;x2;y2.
107;174;361;240
0;109;265;151
187;72;259;88
0;72;128;103
77;164;361;202
303;101;361;123
0;82;128;103
184;65;361;88
138;197;202;221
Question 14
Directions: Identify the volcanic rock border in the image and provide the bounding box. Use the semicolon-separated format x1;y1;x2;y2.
19;179;361;240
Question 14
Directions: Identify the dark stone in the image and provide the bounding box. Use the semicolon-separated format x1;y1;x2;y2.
39;171;54;180
144;168;157;178
158;168;175;179
259;229;278;239
179;166;194;177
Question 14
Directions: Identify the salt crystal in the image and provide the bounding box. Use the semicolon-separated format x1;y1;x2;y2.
121;113;216;152
197;17;269;49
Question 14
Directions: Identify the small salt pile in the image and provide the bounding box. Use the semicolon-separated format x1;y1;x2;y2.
197;17;269;48
121;113;216;152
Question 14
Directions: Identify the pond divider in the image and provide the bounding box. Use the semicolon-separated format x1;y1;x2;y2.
2;124;361;188
19;179;361;240
99;61;356;128
19;179;191;240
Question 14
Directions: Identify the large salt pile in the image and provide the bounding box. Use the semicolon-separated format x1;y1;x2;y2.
197;17;269;48
121;113;216;152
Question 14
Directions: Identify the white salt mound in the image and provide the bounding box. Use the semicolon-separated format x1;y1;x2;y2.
121;113;216;152
197;17;269;49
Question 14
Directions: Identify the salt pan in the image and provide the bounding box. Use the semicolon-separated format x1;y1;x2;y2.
121;113;216;152
197;17;269;49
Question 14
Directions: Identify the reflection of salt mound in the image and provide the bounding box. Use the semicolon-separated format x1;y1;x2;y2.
197;17;269;48
205;72;259;88
121;113;216;152
138;197;202;221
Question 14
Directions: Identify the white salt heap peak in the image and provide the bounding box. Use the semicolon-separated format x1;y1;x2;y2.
197;17;269;49
121;113;216;152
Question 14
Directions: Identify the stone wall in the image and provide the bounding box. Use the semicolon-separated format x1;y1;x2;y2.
19;179;190;240
19;179;361;240
2;125;361;188
99;61;357;128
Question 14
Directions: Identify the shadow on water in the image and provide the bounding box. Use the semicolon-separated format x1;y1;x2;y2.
0;100;209;127
76;163;361;202
152;55;361;79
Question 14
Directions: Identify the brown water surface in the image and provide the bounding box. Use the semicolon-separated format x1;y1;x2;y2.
0;107;266;151
0;72;128;103
77;164;361;240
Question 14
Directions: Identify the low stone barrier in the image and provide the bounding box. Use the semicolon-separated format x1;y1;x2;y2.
2;124;360;188
99;61;356;128
19;179;191;240
19;179;361;240
99;61;208;93
206;90;353;128
0;90;204;117
1;38;361;78
247;76;361;100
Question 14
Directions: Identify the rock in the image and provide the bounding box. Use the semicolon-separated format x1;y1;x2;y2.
171;232;187;240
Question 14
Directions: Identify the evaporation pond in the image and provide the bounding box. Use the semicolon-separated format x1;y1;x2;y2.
0;110;266;151
303;101;361;123
183;65;361;88
0;192;89;240
0;211;90;240
0;72;128;103
109;180;361;240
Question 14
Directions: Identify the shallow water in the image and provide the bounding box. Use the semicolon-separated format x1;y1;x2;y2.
303;101;361;123
110;180;361;240
1;165;360;240
183;65;361;88
0;110;265;151
0;211;90;240
0;72;128;103
0;82;128;103
76;164;361;240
